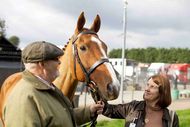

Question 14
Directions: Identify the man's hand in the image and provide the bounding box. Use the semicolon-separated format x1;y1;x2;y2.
90;101;104;117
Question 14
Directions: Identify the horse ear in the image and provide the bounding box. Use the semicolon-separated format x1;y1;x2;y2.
90;14;101;33
75;12;86;34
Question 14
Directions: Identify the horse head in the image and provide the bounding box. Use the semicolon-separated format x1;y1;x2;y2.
57;12;120;101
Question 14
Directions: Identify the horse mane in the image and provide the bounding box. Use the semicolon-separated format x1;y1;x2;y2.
62;41;69;51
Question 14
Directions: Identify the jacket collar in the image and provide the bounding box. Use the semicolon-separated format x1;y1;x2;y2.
162;108;170;121
22;70;55;90
136;101;146;111
136;101;170;121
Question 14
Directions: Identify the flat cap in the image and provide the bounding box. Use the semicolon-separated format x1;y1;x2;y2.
22;41;63;63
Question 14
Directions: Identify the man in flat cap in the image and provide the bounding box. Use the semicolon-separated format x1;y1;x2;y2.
2;41;104;127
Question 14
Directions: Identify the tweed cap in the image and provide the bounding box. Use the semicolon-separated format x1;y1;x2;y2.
22;41;63;63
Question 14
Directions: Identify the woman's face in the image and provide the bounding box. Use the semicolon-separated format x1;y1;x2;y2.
143;78;160;103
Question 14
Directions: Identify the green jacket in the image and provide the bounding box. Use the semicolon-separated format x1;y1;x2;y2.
3;70;91;127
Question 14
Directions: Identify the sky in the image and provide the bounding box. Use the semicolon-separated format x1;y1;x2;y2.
0;0;190;51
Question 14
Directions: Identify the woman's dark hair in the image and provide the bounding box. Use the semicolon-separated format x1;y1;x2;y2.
151;74;172;108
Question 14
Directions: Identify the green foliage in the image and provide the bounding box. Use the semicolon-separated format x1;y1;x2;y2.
8;35;20;47
108;49;122;58
96;109;190;127
0;19;20;47
109;48;190;63
0;18;6;37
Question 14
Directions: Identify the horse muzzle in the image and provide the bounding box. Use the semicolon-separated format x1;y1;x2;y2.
106;83;120;100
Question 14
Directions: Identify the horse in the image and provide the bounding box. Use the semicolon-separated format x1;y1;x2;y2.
0;12;120;125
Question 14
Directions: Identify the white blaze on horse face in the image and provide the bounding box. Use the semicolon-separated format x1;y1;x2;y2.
91;37;120;91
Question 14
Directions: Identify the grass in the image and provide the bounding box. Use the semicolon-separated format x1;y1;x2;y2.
177;109;190;127
96;119;125;127
92;109;190;127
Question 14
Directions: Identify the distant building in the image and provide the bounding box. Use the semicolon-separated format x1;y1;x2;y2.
109;58;138;77
109;58;150;88
0;35;23;86
0;35;21;61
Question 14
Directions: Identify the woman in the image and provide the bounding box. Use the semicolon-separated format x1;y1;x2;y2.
103;74;179;127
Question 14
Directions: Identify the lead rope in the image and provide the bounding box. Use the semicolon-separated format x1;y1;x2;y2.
81;82;100;127
89;85;100;127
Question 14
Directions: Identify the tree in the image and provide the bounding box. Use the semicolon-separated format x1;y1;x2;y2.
0;18;6;37
0;18;21;47
109;47;190;63
8;35;20;47
144;47;157;63
109;49;122;58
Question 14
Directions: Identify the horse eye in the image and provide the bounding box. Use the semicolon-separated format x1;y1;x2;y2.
80;45;86;51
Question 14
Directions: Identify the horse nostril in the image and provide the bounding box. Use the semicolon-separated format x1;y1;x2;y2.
107;84;114;93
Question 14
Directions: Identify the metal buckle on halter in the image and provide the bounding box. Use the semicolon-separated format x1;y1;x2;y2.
88;81;97;93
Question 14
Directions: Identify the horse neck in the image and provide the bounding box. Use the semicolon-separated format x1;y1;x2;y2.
53;48;78;101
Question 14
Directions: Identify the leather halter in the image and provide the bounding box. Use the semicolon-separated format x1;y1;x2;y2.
71;30;109;102
71;30;110;127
